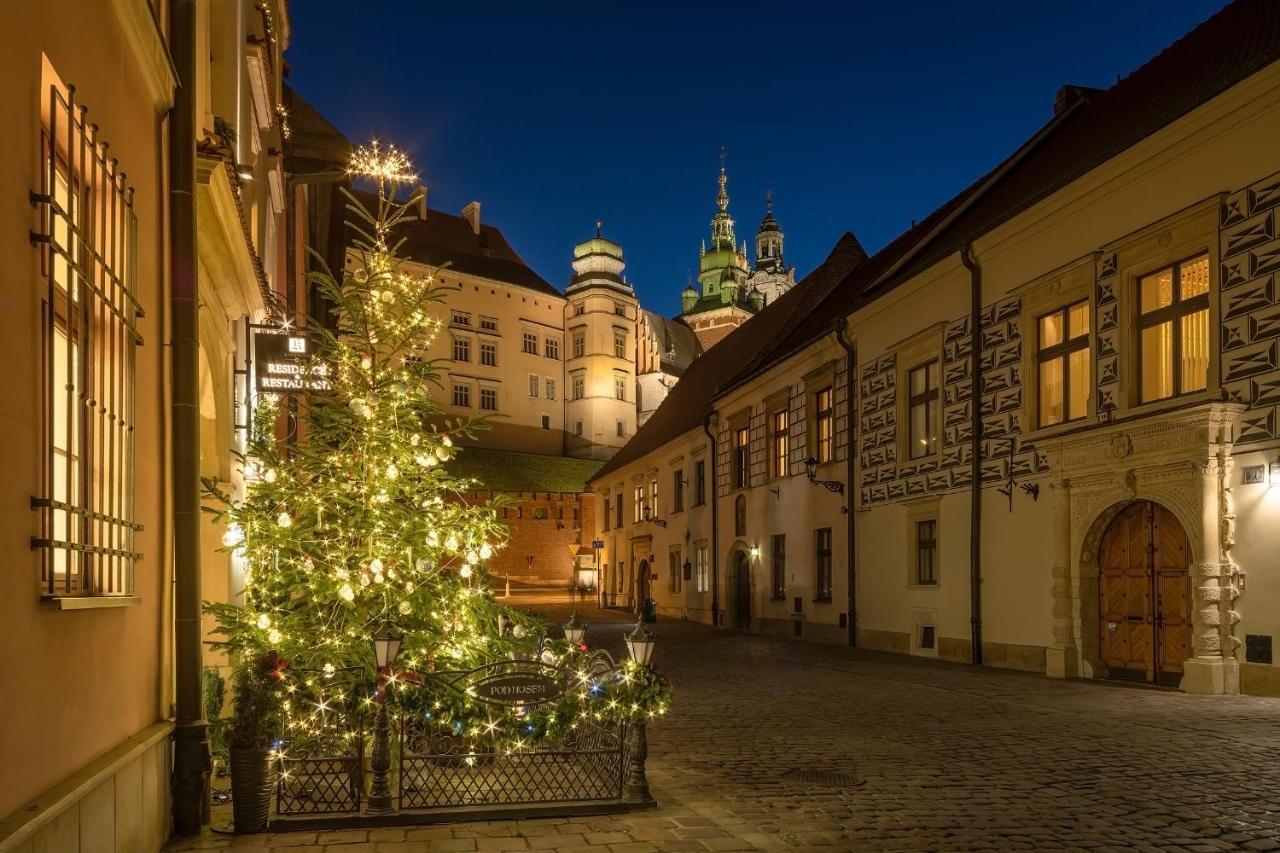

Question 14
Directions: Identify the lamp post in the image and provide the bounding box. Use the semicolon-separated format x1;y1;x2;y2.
366;621;404;815
622;624;655;803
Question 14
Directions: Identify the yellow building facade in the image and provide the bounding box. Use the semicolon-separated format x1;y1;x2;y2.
593;0;1280;696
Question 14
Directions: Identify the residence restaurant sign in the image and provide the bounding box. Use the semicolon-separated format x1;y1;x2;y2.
254;331;333;394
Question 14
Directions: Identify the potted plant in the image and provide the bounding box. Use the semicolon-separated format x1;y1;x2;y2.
226;653;284;833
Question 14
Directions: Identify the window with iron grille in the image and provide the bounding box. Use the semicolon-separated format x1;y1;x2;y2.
770;534;786;600
479;341;496;366
545;338;559;360
33;77;143;597
522;331;538;354
452;383;471;407
915;519;938;585
815;527;833;602
480;387;498;411
452;337;470;362
814;386;834;464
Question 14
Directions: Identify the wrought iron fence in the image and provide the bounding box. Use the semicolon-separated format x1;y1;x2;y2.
277;746;364;816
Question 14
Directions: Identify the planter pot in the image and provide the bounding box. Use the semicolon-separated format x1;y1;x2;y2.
229;746;274;833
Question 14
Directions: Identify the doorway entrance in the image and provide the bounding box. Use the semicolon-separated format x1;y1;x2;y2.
636;558;649;614
1097;501;1193;685
733;552;751;630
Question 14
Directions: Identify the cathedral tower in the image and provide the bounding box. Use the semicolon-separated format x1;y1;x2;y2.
746;191;795;306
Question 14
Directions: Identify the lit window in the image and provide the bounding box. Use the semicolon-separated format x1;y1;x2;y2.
479;341;497;367
814;386;834;464
815;528;833;602
452;383;471;407
480;387;498;411
1037;300;1090;426
771;408;788;478
694;544;709;593
633;483;645;523
915;519;938;585
649;478;659;516
522;331;538;354
734;426;750;489
908;362;939;459
452;337;470;362
1139;255;1210;403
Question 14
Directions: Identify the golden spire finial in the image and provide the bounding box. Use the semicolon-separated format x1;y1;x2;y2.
716;147;729;212
595;219;603;239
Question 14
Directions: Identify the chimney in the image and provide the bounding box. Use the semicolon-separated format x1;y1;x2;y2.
461;201;481;235
1054;84;1102;116
413;185;428;219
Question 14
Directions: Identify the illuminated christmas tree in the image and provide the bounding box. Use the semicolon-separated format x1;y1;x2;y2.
206;142;667;761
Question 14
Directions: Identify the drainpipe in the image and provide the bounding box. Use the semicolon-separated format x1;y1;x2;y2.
702;412;720;627
961;244;983;666
170;0;210;836
834;317;857;647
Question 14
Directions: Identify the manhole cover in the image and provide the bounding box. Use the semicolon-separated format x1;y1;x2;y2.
782;769;864;788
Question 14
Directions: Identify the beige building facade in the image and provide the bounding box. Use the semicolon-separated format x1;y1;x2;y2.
593;0;1280;697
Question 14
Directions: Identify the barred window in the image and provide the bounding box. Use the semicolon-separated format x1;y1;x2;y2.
33;77;143;597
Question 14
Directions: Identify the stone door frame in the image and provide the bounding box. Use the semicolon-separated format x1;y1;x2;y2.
1039;402;1244;694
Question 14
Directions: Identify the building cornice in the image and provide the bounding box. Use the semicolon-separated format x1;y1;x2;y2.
109;0;177;112
196;153;268;319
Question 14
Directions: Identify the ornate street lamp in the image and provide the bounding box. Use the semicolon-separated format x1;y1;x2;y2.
563;611;586;645
641;503;667;528
366;621;404;815
625;623;656;668
803;456;845;495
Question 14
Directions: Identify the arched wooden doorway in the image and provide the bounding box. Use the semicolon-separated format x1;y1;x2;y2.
636;559;649;612
733;551;751;630
1097;501;1192;685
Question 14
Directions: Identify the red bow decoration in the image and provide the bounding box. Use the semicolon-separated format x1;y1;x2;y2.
262;650;290;681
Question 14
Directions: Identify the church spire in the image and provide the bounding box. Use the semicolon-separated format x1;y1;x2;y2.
710;149;736;251
717;147;729;213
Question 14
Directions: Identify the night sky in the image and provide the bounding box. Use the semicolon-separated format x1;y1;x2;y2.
287;1;1227;318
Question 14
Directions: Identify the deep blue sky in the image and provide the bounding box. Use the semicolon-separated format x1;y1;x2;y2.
287;1;1227;318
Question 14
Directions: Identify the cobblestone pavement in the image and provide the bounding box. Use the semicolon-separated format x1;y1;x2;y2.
169;606;1280;852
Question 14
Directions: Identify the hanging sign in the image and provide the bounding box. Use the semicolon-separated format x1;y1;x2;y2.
254;331;333;394
472;670;563;706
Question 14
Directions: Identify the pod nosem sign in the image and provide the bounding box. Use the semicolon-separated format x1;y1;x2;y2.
474;672;562;706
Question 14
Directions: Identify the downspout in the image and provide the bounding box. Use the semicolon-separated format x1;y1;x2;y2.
834;317;857;647
170;0;210;836
702;413;720;627
961;244;983;666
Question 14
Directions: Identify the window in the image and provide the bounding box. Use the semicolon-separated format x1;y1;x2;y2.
574;420;583;436
649;478;659;516
522;331;538;354
1037;300;1090;426
613;329;627;359
915;519;938;585
615;492;623;528
814;386;834;464
672;468;684;513
572;373;585;400
694;460;706;506
604;494;611;531
614;374;627;401
694;544;709;593
771;409;788;479
480;316;498;331
814;528;833;602
574;302;585;316
633;484;645;522
541;414;551;429
545;378;556;401
35;80;141;597
480;388;498;411
616;419;625;437
907;362;939;460
770;535;786;600
452;337;470;362
572;331;585;359
545;338;560;360
451;310;471;326
452;383;471;407
528;374;539;397
614;302;628;317
668;546;682;594
480;341;497;367
734;426;750;489
1138;254;1210;403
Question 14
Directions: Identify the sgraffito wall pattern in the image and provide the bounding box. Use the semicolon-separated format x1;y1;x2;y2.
1220;169;1280;444
858;296;1049;507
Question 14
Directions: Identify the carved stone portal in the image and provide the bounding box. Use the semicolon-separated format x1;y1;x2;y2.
1039;402;1244;694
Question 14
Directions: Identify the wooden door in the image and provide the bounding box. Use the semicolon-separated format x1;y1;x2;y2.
734;553;751;630
1097;501;1191;684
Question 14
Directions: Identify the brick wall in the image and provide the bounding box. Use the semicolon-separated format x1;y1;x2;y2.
469;490;598;584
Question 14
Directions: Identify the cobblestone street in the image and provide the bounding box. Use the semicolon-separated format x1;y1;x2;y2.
170;606;1280;852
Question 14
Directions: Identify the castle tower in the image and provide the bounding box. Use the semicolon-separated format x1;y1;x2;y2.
746;191;796;307
680;156;755;350
564;224;639;460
